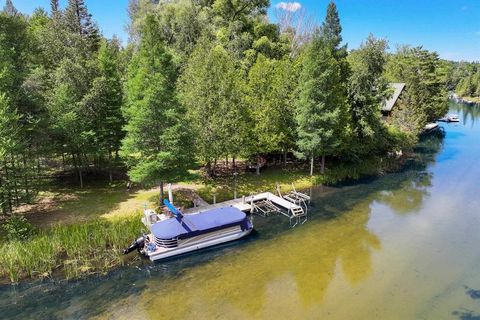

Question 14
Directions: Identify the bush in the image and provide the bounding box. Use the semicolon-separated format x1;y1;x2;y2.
2;215;35;241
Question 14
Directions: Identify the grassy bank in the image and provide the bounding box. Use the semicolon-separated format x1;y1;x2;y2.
0;214;145;283
0;156;402;284
197;156;401;203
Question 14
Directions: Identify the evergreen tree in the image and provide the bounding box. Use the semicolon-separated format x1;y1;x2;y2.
121;15;192;202
386;46;448;132
0;94;21;214
295;1;348;175
179;38;247;176
347;35;390;156
3;0;18;16
65;0;100;51
50;0;59;13
81;39;124;182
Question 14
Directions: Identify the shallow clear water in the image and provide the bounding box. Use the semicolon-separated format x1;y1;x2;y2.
2;101;480;320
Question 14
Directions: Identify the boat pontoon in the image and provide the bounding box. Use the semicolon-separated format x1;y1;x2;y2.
124;200;253;261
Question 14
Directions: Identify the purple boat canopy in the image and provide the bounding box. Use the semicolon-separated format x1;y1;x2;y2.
151;207;247;240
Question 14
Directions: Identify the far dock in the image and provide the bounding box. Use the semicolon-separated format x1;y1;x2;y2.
184;189;310;227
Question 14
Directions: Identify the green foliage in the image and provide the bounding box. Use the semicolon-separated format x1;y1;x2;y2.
2;215;35;240
245;54;297;157
347;35;390;156
295;1;348;172
179;39;246;171
456;70;480;98
0;215;144;283
122;15;192;185
386;46;448;133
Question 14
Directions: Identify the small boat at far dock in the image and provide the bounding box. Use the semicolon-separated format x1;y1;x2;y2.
123;200;253;261
439;114;460;123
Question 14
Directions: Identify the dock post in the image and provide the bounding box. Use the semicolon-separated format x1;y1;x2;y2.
213;194;216;204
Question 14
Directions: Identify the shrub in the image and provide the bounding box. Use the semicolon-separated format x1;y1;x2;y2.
2;215;35;241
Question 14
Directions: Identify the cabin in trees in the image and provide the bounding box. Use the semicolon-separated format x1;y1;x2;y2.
381;83;406;117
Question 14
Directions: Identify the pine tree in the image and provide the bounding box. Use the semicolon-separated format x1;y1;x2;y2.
295;1;348;175
347;35;390;156
3;0;18;16
65;0;100;51
121;15;192;202
81;39;124;182
50;0;59;14
386;46;448;132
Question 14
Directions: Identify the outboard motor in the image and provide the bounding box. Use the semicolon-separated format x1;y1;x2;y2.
123;235;146;255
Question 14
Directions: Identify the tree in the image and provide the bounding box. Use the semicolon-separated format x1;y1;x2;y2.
81;39;124;182
50;0;59;13
386;46;448;133
295;1;348;175
179;38;247;176
48;58;94;188
121;15;192;202
0;94;22;214
3;0;18;16
0;11;42;214
245;54;297;173
347;35;390;157
65;0;100;51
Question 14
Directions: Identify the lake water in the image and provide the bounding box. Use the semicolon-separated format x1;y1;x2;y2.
2;101;480;320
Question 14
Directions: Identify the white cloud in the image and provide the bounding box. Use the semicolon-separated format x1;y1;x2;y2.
275;2;302;12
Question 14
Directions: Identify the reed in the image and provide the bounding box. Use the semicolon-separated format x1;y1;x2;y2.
0;214;145;283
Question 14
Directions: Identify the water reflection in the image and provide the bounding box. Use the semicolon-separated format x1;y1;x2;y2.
131;201;381;319
0;105;460;320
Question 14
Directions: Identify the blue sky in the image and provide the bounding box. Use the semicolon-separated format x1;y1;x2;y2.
5;0;480;61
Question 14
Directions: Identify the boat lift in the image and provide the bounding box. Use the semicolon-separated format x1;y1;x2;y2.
276;184;310;213
180;185;311;227
247;187;309;227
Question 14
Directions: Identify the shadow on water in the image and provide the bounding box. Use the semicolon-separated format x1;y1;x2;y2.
451;287;480;320
0;124;447;319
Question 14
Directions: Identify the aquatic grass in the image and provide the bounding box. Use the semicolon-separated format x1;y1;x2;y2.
0;213;144;283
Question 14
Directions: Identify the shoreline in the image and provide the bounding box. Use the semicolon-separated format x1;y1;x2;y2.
0;154;411;285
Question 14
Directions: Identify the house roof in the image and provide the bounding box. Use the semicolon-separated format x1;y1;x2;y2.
382;83;406;112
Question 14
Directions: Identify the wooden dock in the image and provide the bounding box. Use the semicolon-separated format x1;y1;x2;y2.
183;191;308;226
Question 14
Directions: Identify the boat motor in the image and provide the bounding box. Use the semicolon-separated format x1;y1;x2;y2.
123;235;146;254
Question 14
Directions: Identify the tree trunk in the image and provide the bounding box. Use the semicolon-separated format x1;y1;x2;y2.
23;154;29;201
213;158;217;176
0;170;5;215
73;154;83;188
10;155;19;206
206;161;212;177
310;156;314;176
159;181;164;206
283;149;287;167
232;156;236;173
321;154;325;175
4;160;12;214
256;156;261;175
108;152;113;183
78;167;83;189
225;156;228;168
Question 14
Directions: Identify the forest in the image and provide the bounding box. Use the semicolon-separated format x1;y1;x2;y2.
449;61;480;100
0;0;449;218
